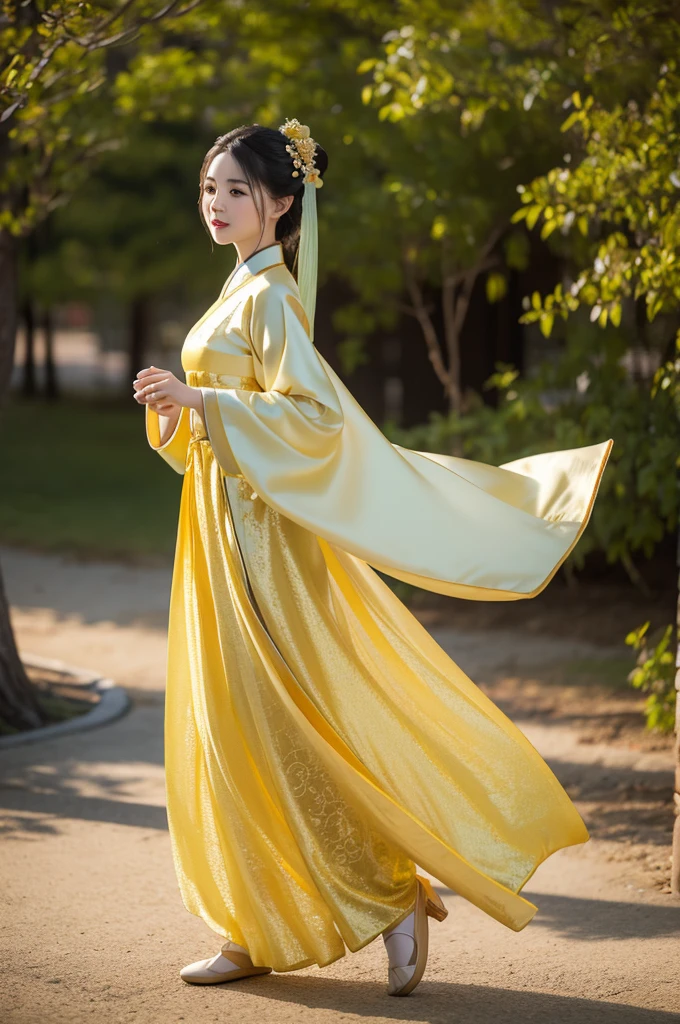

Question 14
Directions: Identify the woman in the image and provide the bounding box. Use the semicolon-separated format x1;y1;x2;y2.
133;119;613;997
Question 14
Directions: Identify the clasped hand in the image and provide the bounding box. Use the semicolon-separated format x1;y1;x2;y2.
133;366;204;416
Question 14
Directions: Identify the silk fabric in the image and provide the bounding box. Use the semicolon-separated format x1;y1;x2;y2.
146;242;612;971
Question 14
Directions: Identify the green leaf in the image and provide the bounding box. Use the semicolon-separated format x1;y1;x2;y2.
431;215;448;240
539;312;554;337
511;206;528;223
560;110;581;133
525;205;542;230
625;623;650;647
486;272;507;303
540;219;558;240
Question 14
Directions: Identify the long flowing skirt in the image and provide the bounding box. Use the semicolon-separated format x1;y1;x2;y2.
163;434;589;973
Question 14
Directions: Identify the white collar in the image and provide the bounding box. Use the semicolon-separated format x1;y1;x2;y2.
221;242;286;298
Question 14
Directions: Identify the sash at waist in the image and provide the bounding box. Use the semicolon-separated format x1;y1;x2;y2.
186;372;257;477
186;370;261;391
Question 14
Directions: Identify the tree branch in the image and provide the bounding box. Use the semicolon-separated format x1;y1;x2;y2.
402;251;458;409
440;223;506;412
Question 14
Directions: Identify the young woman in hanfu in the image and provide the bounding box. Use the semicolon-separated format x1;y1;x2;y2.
133;120;613;997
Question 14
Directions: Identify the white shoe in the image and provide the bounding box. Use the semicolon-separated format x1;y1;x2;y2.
180;940;272;985
383;874;448;997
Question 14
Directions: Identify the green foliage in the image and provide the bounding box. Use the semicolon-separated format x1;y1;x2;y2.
625;621;677;733
361;2;680;127
39;119;223;309
1;1;204;236
515;66;680;336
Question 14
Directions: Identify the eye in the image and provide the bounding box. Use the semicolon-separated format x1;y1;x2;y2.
204;184;216;194
230;188;246;196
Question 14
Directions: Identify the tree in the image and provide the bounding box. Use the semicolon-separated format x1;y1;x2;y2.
44;119;223;383
379;0;680;885
359;5;680;895
0;0;205;730
513;60;680;891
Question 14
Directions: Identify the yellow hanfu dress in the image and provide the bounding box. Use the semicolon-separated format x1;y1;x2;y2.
146;241;613;973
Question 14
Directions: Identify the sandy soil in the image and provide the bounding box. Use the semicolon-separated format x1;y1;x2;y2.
1;545;678;1024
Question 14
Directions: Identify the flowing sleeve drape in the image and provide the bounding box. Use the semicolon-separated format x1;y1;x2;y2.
198;280;613;602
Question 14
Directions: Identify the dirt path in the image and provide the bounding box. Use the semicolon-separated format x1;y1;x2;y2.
1;546;678;1023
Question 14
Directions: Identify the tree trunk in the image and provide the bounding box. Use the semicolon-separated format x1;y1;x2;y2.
0;228;46;731
671;518;680;895
129;295;150;384
441;273;463;416
401;254;458;408
43;307;59;401
0;229;18;406
440;227;504;418
0;568;45;731
22;298;37;398
21;230;39;398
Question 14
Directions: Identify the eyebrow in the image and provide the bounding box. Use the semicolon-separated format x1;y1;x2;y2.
205;176;250;187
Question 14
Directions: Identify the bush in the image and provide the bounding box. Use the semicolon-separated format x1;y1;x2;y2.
625;621;677;734
385;327;678;581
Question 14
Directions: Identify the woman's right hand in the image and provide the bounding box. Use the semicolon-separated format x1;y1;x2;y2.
132;377;181;417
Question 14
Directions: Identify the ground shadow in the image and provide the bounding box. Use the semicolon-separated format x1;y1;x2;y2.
0;705;166;837
428;886;680;941
203;975;680;1022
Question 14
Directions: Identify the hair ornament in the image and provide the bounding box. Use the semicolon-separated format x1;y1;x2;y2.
277;116;323;342
279;118;324;188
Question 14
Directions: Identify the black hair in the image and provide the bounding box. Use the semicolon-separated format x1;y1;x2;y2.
198;122;329;271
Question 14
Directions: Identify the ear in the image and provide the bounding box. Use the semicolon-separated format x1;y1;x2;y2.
272;193;294;220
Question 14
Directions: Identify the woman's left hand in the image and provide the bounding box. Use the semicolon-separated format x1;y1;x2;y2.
133;366;203;413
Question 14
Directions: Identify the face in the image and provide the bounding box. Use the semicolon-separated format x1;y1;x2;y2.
200;149;293;253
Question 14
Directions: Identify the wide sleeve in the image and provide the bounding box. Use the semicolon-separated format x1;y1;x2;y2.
145;404;192;475
198;279;613;603
200;284;344;493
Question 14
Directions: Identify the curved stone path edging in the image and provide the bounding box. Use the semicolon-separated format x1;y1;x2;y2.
0;652;130;749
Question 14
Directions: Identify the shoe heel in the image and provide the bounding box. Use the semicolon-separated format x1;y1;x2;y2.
416;874;448;922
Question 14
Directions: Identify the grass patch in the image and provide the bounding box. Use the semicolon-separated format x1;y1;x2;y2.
0;397;182;561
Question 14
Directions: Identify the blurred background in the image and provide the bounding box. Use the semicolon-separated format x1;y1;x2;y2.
1;1;678;734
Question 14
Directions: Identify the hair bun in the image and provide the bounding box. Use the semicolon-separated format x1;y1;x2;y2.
314;144;329;179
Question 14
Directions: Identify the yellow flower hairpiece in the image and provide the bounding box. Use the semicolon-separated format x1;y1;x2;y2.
279;117;324;188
